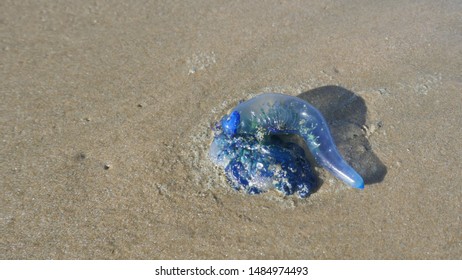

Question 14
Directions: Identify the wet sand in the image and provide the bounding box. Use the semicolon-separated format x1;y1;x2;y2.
1;1;461;259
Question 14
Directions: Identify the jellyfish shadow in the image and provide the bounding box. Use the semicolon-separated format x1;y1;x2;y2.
297;86;387;186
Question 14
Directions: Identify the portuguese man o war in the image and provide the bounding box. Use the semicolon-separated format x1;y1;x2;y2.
209;93;364;198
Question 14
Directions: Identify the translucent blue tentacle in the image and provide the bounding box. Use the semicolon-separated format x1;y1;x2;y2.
227;93;364;189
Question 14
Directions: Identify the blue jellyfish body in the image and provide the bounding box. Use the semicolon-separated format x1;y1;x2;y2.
210;93;364;197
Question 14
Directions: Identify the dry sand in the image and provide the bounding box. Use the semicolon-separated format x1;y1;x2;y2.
1;0;461;259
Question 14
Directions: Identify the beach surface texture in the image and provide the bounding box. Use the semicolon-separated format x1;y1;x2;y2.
1;0;461;259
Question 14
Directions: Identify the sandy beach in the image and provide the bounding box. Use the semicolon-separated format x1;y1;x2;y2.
1;0;461;259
